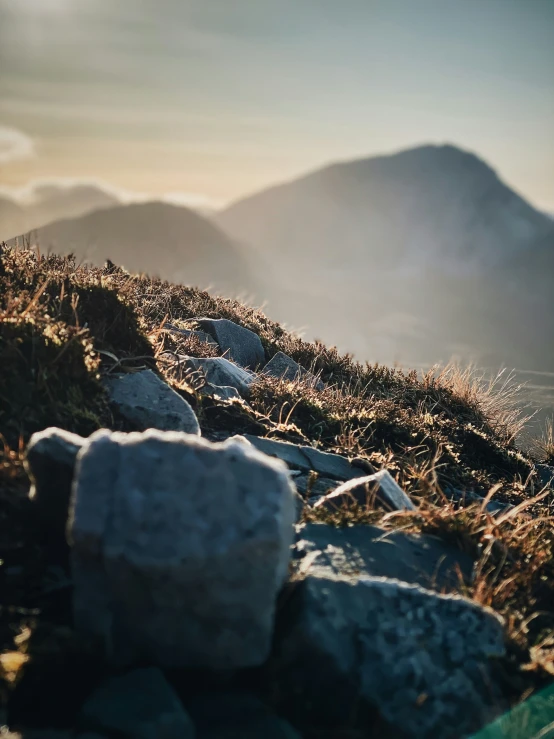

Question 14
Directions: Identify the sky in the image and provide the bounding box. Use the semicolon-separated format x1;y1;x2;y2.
0;0;553;210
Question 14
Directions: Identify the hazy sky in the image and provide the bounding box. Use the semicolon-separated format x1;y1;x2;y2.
0;0;553;209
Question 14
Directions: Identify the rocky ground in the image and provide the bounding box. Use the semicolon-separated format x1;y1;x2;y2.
0;245;553;738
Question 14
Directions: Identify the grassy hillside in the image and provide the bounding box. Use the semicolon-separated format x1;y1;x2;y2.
1;244;553;729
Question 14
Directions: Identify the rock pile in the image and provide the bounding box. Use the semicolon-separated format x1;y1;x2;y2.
8;317;520;738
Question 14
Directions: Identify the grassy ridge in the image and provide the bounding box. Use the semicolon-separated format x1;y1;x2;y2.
1;245;553;725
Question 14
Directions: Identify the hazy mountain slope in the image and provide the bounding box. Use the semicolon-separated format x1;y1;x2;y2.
0;183;120;241
0;197;27;241
29;183;119;229
218;144;554;370
219;144;553;274
23;201;256;296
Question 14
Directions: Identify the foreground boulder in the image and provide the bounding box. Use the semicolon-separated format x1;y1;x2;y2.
195;318;265;369
68;429;296;669
104;369;200;434
272;573;506;738
80;667;194;738
25;427;87;548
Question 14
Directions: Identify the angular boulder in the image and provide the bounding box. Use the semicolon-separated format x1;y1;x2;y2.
262;352;324;391
80;667;194;738
68;429;296;669
273;574;506;738
104;369;200;434
196;318;265;369
25;427;87;548
314;469;416;512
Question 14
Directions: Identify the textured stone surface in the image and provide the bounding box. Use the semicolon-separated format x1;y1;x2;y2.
273;574;506;738
164;322;219;348
176;356;255;397
68;429;296;668
243;435;366;481
184;692;302;739
262;352;323;390
294;522;473;590
104;370;200;434
25;427;86;547
199;382;241;401
80;667;194;738
314;469;416;512
293;473;336;501
196;318;265;369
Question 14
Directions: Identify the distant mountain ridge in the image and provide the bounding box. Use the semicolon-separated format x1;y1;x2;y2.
10;201;257;296
217;143;554;370
218;144;553;275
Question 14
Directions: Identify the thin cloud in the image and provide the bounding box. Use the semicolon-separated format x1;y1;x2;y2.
0;125;34;165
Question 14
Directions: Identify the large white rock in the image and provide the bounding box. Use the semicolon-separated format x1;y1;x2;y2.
68;429;296;669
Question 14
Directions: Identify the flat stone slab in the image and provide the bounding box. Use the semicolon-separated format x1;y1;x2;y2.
196;318;265;369
314;469;416;512
80;667;194;738
69;429;296;669
242;435;366;481
294;522;473;591
104;369;200;434
262;352;324;390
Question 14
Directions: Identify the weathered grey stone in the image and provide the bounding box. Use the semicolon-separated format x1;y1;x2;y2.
314;469;416;512
68;429;295;669
243;435;366;481
272;574;506;738
262;352;324;390
184;692;302;739
196;318;265;369
176;356;255;398
164;322;219;348
104;370;200;434
25;427;87;547
199;383;241;401
293;473;336;500
294;522;473;590
80;667;194;738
